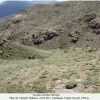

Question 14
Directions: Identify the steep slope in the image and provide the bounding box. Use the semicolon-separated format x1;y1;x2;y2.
0;36;51;59
0;1;100;50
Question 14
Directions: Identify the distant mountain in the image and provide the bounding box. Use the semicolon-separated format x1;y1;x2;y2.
0;1;57;18
30;1;57;4
0;1;33;18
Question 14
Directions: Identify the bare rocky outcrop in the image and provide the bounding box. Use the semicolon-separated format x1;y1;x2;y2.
68;33;79;43
33;30;59;45
93;29;100;35
11;19;22;24
7;36;15;41
43;31;59;40
34;38;44;45
70;36;78;43
2;22;11;29
32;34;38;39
83;13;96;22
89;18;100;29
1;1;100;49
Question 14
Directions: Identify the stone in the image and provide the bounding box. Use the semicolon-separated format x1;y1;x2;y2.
70;37;78;43
93;29;100;35
83;13;96;22
12;19;22;24
89;18;100;29
34;30;59;45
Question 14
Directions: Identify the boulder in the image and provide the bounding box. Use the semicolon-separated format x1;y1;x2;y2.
7;36;15;40
93;29;100;35
11;19;22;24
33;30;59;45
33;39;38;45
68;33;74;37
32;34;37;39
70;37;78;43
89;18;100;29
34;38;44;45
44;31;59;40
43;35;48;41
83;13;96;22
68;33;79;43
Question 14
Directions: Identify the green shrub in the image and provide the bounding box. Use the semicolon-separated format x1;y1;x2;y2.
65;81;77;89
28;55;35;59
28;56;31;59
32;55;35;59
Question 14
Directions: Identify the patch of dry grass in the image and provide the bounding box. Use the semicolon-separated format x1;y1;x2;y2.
0;47;100;93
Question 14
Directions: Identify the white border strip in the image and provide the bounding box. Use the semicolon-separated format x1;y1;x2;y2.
0;93;100;100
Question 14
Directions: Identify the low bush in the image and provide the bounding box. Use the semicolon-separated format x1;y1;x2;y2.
65;81;77;89
28;55;35;59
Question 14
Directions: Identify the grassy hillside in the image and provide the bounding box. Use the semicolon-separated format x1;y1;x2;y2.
0;47;100;93
0;1;100;93
0;1;100;50
0;37;51;59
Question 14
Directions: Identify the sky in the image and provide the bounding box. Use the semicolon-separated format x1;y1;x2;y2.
0;0;68;3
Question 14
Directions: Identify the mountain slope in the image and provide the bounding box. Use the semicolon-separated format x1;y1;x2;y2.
0;1;100;50
0;1;100;93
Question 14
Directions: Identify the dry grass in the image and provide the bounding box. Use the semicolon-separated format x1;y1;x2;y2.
0;46;100;93
0;1;100;93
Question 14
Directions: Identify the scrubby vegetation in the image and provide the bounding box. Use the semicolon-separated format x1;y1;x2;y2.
0;1;100;93
0;47;100;93
65;81;77;89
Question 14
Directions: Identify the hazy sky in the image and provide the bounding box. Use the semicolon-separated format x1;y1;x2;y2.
0;0;68;3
